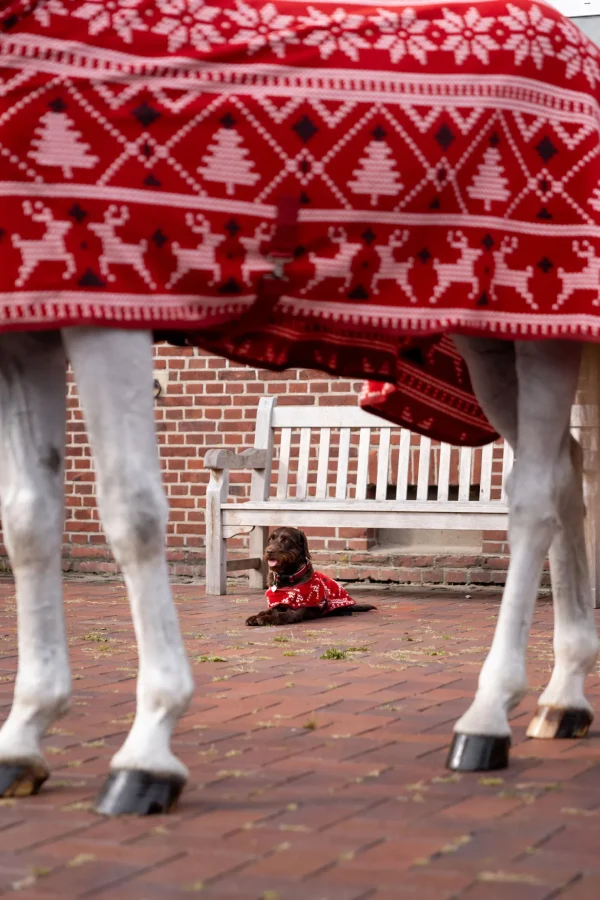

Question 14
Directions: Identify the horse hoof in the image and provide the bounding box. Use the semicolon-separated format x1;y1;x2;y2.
446;733;510;772
94;769;185;816
526;706;593;740
0;761;49;797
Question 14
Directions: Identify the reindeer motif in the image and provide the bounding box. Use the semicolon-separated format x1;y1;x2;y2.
89;205;155;289
372;229;417;303
12;201;76;288
555;240;600;311
303;227;362;294
432;231;481;304
240;223;275;288
491;236;536;309
167;212;224;290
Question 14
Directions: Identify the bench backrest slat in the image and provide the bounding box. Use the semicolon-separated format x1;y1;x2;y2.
296;429;311;500
396;429;411;501
276;427;292;500
356;428;371;500
437;443;451;501
336;428;351;500
479;443;493;501
416;436;432;500
375;429;391;501
458;447;473;501
316;428;331;500
250;396;276;501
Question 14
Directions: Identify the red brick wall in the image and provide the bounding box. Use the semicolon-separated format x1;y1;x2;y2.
1;345;514;587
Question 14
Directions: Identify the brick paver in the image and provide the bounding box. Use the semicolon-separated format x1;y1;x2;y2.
1;580;600;898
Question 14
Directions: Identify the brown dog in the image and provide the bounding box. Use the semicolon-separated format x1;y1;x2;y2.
245;526;377;626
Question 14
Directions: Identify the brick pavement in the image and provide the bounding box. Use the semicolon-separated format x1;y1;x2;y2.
1;580;600;898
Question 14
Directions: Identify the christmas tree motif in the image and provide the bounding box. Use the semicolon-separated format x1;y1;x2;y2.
348;127;403;206
28;111;99;179
467;147;510;211
198;116;260;196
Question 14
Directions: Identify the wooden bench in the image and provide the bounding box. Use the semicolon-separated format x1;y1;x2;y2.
204;397;514;596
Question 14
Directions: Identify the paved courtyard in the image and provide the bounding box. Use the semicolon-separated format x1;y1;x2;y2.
1;581;600;899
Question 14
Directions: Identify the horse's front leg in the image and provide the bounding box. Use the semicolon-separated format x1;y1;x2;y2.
63;327;193;816
0;333;70;797
448;337;585;771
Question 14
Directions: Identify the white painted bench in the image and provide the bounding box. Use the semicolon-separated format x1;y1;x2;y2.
204;397;515;596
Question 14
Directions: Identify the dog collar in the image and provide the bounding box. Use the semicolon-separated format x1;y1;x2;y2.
273;560;311;588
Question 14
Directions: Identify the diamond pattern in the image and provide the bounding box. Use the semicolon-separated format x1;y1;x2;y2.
69;204;87;223
152;229;168;247
132;103;161;128
1;14;18;31
78;268;105;288
536;136;557;162
49;98;68;113
293;116;318;143
362;228;376;245
435;124;455;150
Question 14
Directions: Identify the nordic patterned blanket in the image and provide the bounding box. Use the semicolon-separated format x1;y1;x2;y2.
1;0;599;443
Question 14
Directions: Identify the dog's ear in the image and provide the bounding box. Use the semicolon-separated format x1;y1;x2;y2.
298;529;311;561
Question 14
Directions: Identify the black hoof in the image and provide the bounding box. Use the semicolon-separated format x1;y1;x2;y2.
0;762;49;797
526;706;593;740
94;769;185;816
446;733;510;772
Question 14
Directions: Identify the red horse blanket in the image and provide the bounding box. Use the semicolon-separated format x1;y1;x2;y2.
266;570;355;610
2;0;600;443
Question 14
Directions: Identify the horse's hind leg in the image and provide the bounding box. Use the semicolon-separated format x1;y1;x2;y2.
0;333;69;797
62;327;193;816
448;337;590;771
527;431;598;740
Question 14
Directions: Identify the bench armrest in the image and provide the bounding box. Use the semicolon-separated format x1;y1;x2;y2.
204;448;268;470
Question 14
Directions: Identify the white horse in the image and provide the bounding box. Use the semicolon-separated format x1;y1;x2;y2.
3;327;598;817
0;1;598;818
0;327;193;815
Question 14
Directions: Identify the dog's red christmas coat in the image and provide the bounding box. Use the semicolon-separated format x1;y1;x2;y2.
266;570;356;612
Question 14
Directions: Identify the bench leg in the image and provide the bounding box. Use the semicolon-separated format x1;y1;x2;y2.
248;526;268;590
206;472;227;596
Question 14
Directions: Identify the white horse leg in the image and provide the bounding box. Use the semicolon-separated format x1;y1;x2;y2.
448;337;584;770
527;430;599;738
453;337;598;748
0;333;70;796
62;327;193;815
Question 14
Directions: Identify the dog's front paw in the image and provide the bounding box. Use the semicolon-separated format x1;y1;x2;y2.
246;611;273;627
